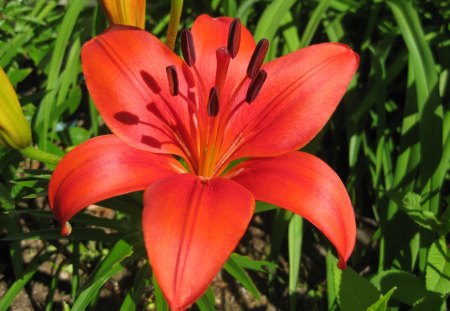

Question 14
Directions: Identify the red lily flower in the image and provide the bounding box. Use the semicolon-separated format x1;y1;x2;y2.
49;15;358;310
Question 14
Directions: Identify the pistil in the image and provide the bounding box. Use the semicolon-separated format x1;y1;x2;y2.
214;47;231;98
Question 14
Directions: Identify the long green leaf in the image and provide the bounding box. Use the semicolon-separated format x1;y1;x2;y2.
72;239;134;310
288;214;303;311
0;252;53;311
35;0;86;149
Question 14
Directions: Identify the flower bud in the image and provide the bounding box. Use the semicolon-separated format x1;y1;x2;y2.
101;0;146;29
0;67;32;150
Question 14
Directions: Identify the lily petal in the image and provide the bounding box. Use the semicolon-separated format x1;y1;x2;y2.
49;135;183;228
223;43;359;161
142;174;254;310
82;26;197;161
191;15;256;95
227;152;355;268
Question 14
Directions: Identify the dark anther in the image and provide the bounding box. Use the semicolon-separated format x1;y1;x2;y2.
227;18;241;58
246;70;267;104
207;87;220;117
246;39;269;79
181;29;196;67
165;65;179;96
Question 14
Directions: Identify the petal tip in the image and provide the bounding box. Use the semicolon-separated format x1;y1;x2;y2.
337;257;347;270
61;222;72;236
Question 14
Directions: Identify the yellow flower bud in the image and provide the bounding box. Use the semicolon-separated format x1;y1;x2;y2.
0;67;32;150
101;0;146;29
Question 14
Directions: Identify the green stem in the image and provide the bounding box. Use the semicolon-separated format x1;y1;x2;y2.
19;145;62;165
166;0;184;50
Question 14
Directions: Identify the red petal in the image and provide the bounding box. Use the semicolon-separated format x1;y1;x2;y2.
142;174;254;310
227;152;356;268
222;43;359;162
191;15;256;97
49;135;184;227
82;26;197;161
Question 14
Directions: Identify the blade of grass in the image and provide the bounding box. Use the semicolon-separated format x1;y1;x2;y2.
120;263;150;311
72;238;135;311
288;214;303;311
254;0;296;44
35;0;86;150
0;252;53;311
153;275;169;311
300;0;331;48
224;255;261;300
387;0;443;213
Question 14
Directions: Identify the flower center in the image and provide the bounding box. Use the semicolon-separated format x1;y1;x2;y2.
165;19;269;178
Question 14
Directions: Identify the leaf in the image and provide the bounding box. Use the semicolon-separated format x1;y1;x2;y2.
371;270;428;306
336;267;380;311
35;0;86;149
0;183;14;210
426;238;450;294
399;192;450;234
72;238;134;311
224;254;260;299
367;287;397;311
254;201;277;213
229;253;277;273
3;228;121;242
253;0;296;44
288;214;303;310
195;287;216;311
299;0;331;47
120;264;150;311
68;126;91;146
411;292;446;311
0;252;53;311
153;275;169;311
387;0;444;213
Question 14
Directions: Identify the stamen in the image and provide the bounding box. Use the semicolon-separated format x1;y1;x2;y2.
207;87;219;117
246;70;267;104
246;39;269;79
165;65;179;96
227;18;241;58
181;29;196;67
215;47;231;94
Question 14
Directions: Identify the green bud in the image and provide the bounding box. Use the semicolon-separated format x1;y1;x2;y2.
0;67;32;150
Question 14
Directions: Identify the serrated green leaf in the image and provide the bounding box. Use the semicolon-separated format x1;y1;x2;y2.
411;292;446;311
426;238;450;294
371;270;428;306
336;267;380;311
